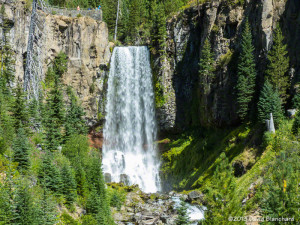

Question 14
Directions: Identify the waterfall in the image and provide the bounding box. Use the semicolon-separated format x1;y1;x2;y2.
102;46;161;193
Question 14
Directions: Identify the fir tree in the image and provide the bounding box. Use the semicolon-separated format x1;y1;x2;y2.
36;187;58;225
257;80;283;127
64;87;87;141
44;53;67;151
61;163;77;205
199;38;214;94
236;20;257;121
265;25;290;102
13;184;36;225
175;200;190;225
12;128;30;172
12;83;29;131
38;153;62;195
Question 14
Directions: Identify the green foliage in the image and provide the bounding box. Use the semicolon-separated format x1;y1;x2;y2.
199;38;215;94
236;20;256;121
44;53;67;151
257;80;283;127
0;5;15;87
265;25;290;102
12;83;29;131
60;211;79;225
203;153;244;224
13;128;30;172
64;87;87;141
257;149;300;223
61;163;77;205
292;112;300;135
292;89;300;109
175;200;190;225
38;152;63;195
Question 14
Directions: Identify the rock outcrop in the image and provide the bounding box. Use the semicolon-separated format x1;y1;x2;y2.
154;0;300;131
1;0;110;123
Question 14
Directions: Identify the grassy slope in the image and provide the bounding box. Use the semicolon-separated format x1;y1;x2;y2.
159;122;283;206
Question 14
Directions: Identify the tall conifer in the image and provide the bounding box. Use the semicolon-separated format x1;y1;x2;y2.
236;20;256;121
265;25;290;102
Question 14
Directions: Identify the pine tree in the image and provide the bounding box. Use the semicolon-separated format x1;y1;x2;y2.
44;53;67;151
257;80;283;127
61;163;77;205
13;128;30;172
38;153;62;195
36;187;58;225
75;163;88;197
12;83;29;131
236;20;257;121
64;87;87;141
175;200;190;225
199;38;214;94
265;25;290;102
13;184;36;225
86;154;112;223
86;185;101;215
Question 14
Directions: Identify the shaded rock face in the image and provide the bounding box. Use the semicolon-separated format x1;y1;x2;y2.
1;0;110;123
155;0;300;131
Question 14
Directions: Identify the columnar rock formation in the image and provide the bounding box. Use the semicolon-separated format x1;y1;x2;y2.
1;0;111;123
154;0;300;131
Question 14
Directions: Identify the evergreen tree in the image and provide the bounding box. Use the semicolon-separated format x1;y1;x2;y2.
199;38;214;94
61;163;77;205
265;25;290;102
86;154;112;224
13;184;36;225
75;163;88;197
36;187;58;225
44;53;67;151
236;20;257;121
203;153;243;224
64;87;87;141
86;185;101;215
12;128;30;172
38;153;62;195
175;200;190;225
12;83;29;131
257;80;283;127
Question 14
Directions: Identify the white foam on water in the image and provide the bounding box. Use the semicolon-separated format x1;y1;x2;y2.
102;46;161;193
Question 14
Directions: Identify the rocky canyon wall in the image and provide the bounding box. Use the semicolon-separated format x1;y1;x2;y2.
1;0;111;124
155;0;300;131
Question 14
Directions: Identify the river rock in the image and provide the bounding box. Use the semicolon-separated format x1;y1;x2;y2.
187;190;203;202
120;174;130;185
104;173;111;183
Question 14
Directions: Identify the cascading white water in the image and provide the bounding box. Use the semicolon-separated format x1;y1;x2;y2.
102;46;161;193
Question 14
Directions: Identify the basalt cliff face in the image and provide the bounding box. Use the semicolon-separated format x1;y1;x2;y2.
155;0;300;131
1;0;111;124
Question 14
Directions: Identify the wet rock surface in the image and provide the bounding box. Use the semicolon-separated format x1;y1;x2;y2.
111;187;205;225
